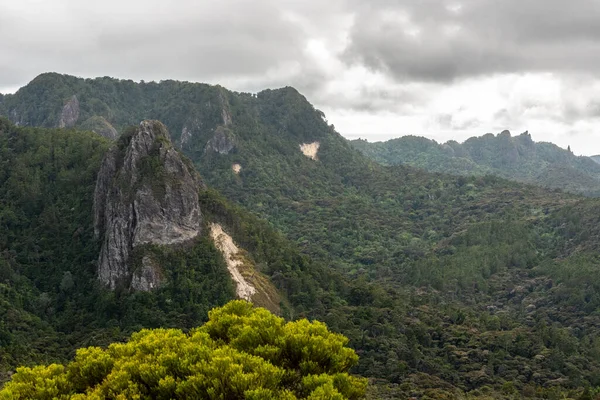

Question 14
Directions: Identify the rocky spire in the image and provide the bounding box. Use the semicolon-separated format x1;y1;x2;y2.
93;120;204;290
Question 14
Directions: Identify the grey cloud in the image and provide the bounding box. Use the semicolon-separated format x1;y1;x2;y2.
563;101;600;123
0;0;310;89
436;113;481;130
344;0;600;82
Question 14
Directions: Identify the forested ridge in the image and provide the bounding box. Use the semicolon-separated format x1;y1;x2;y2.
350;133;600;196
1;74;600;398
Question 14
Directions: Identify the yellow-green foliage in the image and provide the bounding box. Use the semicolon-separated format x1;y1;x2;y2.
0;301;367;400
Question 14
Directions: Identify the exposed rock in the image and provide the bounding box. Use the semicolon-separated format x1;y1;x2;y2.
300;141;320;160
232;163;242;174
81;116;119;140
180;117;203;149
94;120;204;290
9;109;21;126
58;95;80;128
222;109;232;126
205;126;235;155
219;89;232;126
130;255;162;291
181;125;193;147
210;223;256;301
209;223;281;313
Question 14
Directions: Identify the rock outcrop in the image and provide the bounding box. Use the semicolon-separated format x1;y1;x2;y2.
58;95;80;128
209;223;256;301
205;126;235;155
94;120;204;290
81;116;119;140
209;223;281;314
300;142;320;160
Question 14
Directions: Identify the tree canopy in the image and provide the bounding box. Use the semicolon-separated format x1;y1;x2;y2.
0;300;367;399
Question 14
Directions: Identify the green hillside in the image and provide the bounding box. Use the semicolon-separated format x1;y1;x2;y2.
0;118;338;384
351;132;600;196
2;74;600;398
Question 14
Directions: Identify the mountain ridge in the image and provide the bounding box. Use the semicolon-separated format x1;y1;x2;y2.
350;131;600;196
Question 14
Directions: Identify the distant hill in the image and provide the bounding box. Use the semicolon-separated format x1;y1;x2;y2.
351;131;600;196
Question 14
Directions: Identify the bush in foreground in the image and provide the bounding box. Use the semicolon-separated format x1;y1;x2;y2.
0;300;367;399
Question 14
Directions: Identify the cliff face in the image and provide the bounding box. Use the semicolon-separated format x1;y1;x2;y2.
58;95;80;128
205;126;235;155
94;120;204;290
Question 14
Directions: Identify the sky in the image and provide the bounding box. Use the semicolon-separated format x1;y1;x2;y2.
1;0;600;155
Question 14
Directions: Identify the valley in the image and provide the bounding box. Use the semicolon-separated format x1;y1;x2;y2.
1;74;600;398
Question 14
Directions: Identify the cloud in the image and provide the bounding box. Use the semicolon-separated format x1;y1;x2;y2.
344;0;600;82
0;0;333;87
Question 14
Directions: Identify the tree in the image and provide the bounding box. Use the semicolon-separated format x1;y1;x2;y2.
0;300;367;399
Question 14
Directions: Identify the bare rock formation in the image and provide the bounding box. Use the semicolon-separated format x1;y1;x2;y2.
94;120;204;290
205;126;236;155
58;95;80;128
209;223;281;314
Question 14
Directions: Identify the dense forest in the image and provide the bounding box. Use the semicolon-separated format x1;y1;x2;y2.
2;74;600;398
350;132;600;196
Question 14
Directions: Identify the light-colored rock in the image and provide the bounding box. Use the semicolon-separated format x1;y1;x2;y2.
9;109;21;126
300;141;320;160
181;125;193;147
210;223;256;301
130;256;162;291
205;126;235;155
232;163;242;174
180;117;204;149
58;95;80;128
219;90;232;126
222;108;232;126
94;120;204;290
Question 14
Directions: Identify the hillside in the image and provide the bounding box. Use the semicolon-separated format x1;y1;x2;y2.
351;132;600;196
2;74;600;398
0;118;338;384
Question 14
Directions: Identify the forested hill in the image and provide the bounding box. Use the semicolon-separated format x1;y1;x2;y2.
351;132;600;196
3;74;600;398
0;117;342;386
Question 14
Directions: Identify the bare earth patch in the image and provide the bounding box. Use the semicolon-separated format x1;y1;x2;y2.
232;163;242;174
300;142;320;160
210;223;256;300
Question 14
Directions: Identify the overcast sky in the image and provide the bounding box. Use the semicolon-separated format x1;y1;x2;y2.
2;0;600;155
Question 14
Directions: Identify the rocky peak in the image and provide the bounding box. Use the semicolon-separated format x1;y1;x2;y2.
94;120;204;290
58;95;80;128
